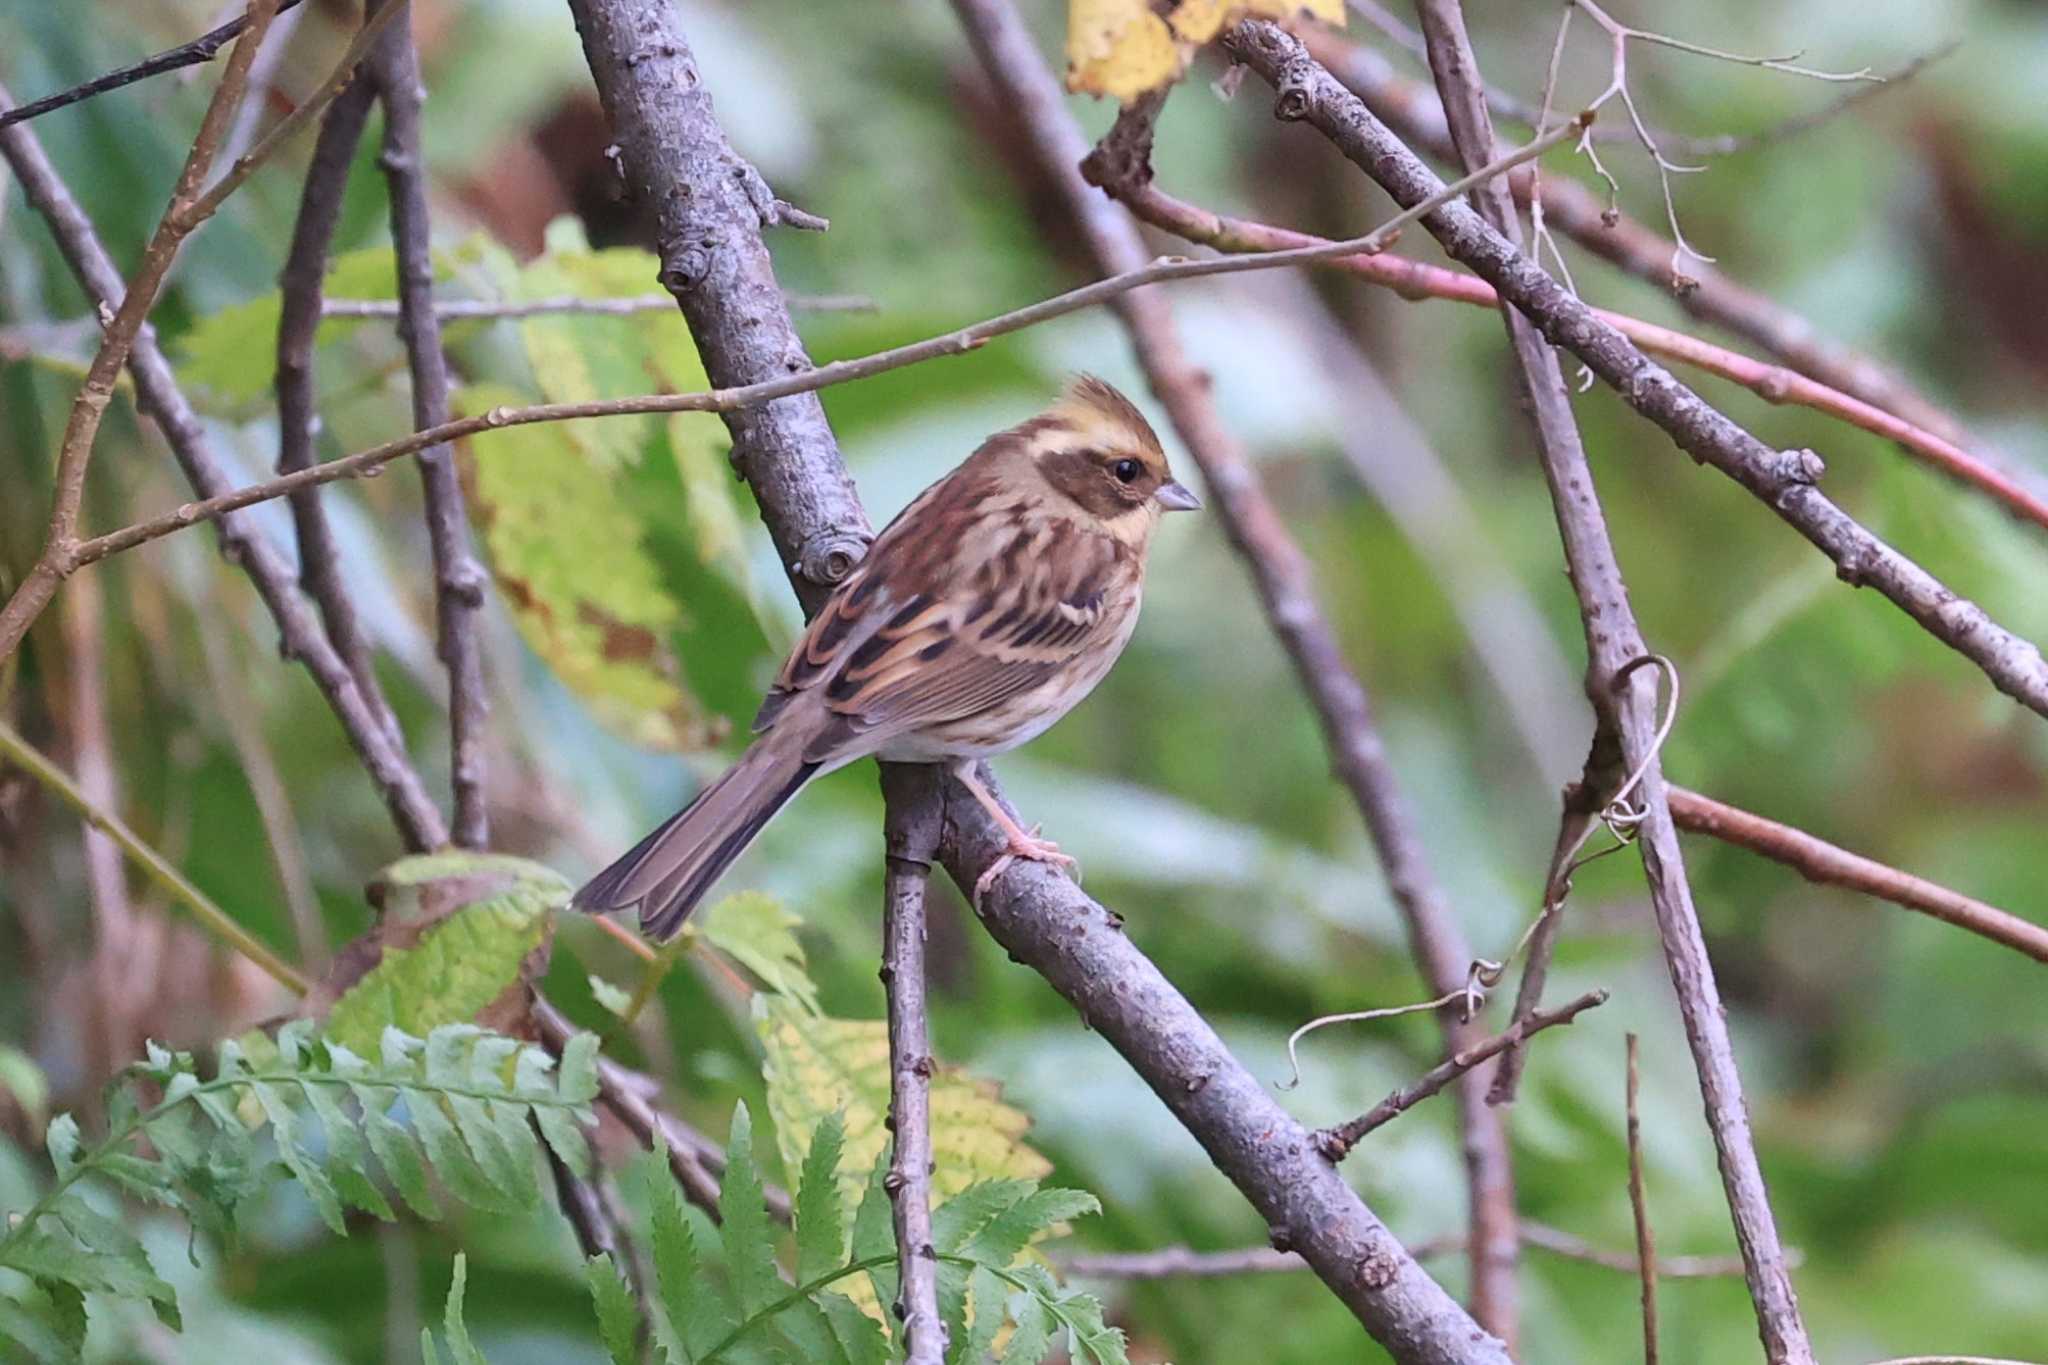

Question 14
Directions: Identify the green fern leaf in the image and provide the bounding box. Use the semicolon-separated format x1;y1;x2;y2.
850;1146;897;1315
0;1289;77;1364
648;1144;730;1362
996;1292;1054;1365
348;1077;442;1219
794;1113;847;1284
441;1253;490;1365
586;1253;641;1365
717;1103;783;1317
42;1115;78;1178
700;893;818;1014
962;1189;1099;1269
517;1045;591;1178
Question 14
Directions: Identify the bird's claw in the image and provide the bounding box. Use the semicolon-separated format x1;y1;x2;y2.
971;831;1080;908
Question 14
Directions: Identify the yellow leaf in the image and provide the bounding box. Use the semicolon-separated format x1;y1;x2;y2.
1066;0;1180;100
1067;0;1343;99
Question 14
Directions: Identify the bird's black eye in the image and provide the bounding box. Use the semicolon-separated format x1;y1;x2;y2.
1111;458;1142;484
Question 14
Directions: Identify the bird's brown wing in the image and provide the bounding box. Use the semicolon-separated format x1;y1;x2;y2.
754;510;1134;761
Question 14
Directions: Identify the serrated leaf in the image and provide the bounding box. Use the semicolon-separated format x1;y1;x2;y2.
718;1103;782;1317
456;382;715;751
953;1266;1007;1365
648;1151;731;1362
756;997;1049;1225
353;1082;442;1218
325;857;565;1057
962;1189;1099;1269
850;1147;897;1316
701;894;817;1015
586;1254;641;1365
247;1079;347;1235
298;1072;397;1221
442;1253;489;1365
794;1113;848;1284
517;1047;591;1178
930;1181;1033;1256
177;246;399;405
996;1291;1053;1365
818;1291;892;1365
0;1290;76;1363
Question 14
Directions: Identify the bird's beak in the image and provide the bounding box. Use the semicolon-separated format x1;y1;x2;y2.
1156;480;1202;512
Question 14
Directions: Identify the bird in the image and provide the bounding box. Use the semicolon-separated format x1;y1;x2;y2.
570;375;1201;941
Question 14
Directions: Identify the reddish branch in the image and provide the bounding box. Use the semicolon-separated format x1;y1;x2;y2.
1080;162;2048;537
959;0;1525;1344
1226;11;1811;1360
1667;787;2048;964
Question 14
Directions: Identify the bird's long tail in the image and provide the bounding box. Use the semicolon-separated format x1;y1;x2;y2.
570;733;819;942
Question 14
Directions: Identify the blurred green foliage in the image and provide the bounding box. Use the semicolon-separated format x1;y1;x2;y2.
4;0;2048;1361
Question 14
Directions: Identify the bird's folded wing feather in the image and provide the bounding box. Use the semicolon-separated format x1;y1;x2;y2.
753;515;1131;755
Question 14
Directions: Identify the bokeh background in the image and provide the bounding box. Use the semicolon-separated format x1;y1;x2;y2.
4;0;2048;1360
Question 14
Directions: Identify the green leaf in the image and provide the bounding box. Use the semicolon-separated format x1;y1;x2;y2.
247;1078;347;1235
0;1290;76;1364
350;1080;442;1219
517;1047;590;1178
456;382;716;751
428;1028;539;1210
586;1253;641;1365
648;1150;730;1362
930;1181;1032;1256
1;1046;50;1131
850;1147;898;1314
997;1291;1054;1365
717;1103;783;1317
325;855;566;1058
440;1253;490;1365
960;1189;1100;1268
588;973;635;1018
701;893;818;1015
954;1266;1007;1365
298;1067;397;1221
177;246;399;406
42;1113;78;1177
794;1113;848;1284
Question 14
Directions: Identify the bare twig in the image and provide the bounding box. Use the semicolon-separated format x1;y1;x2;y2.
0;720;309;993
0;0;312;130
1060;1220;1764;1280
366;1;491;847
966;11;1527;1343
0;85;449;849
274;75;393;739
1667;787;2048;965
0;0;281;663
66;117;1578;573
1315;990;1608;1161
1301;26;1991;487
1083;171;2048;535
879;769;945;1364
1626;1034;1661;1365
1228;20;2048;724
322;292;878;319
1240;11;1809;1359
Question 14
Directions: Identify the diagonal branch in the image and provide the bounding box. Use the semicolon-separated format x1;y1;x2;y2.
1234;9;1810;1359
0;85;448;850
563;2;1504;1358
1222;21;2048;724
970;16;1524;1343
366;0;492;847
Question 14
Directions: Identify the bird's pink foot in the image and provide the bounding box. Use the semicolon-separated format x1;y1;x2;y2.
973;828;1079;907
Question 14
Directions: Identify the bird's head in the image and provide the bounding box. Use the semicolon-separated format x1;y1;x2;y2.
1004;375;1201;547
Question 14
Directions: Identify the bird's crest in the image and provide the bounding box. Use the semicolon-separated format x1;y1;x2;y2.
1053;374;1164;456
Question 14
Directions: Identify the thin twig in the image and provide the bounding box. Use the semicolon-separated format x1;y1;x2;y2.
1667;786;2048;965
0;0;312;130
1251;11;1810;1359
321;292;878;319
1314;991;1608;1160
1060;1219;1764;1280
0;0;281;663
0;720;309;994
879;768;946;1364
367;1;491;847
65;115;1579;573
1627;1034;1661;1365
0;83;449;850
274;71;392;741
